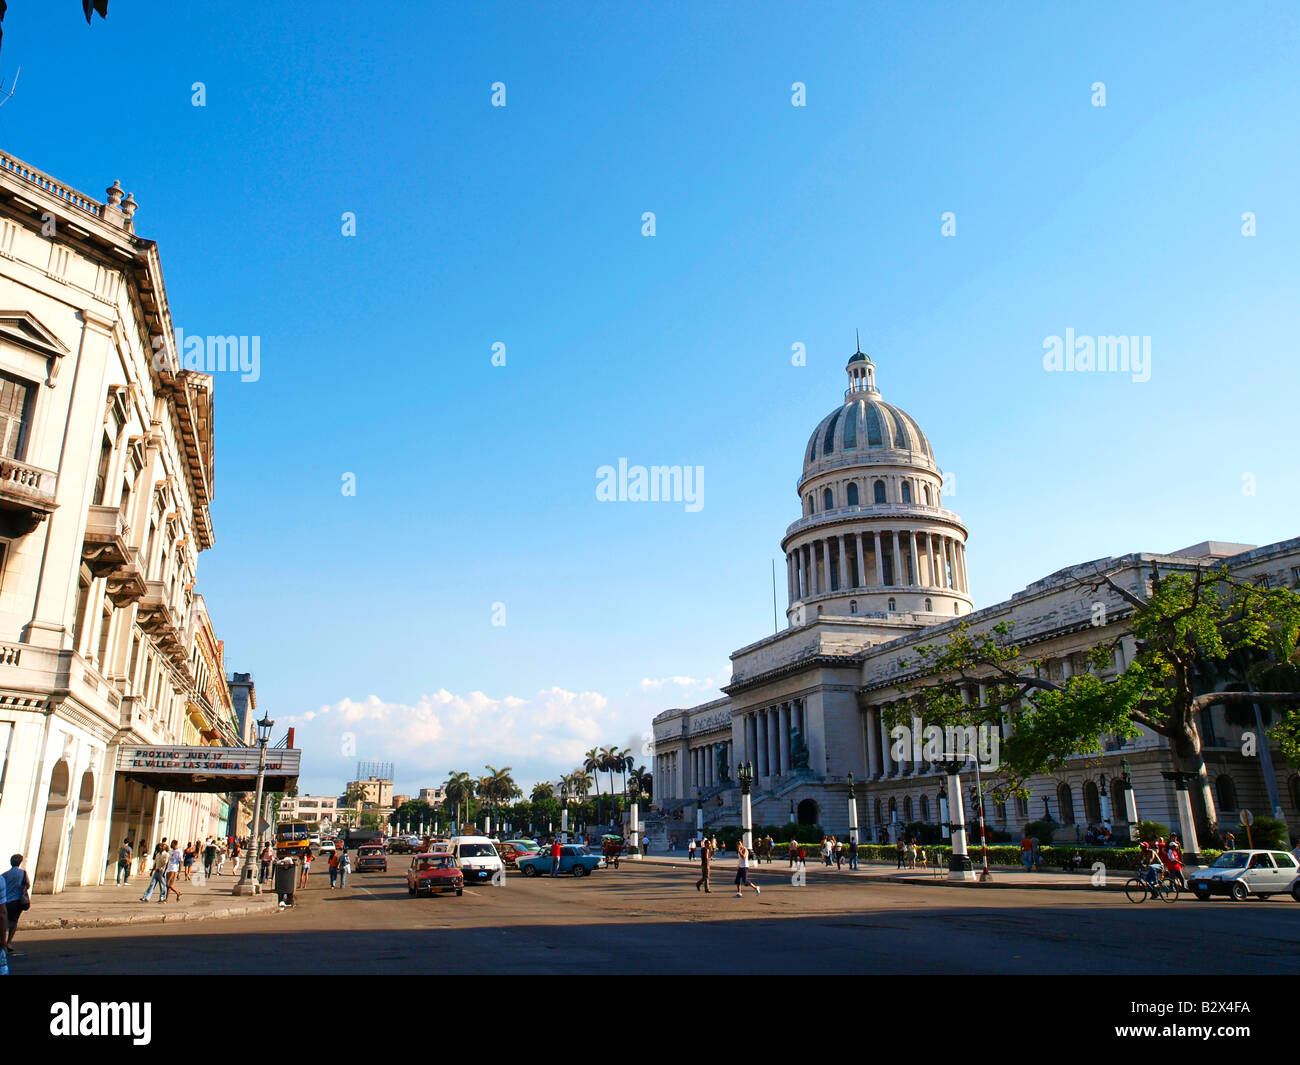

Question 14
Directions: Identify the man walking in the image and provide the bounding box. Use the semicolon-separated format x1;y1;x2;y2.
695;836;712;893
896;838;906;869
115;838;133;885
688;837;696;862
550;837;562;878
141;844;168;903
4;854;29;956
847;833;858;871
202;838;217;879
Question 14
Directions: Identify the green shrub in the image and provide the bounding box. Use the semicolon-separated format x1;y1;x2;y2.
1023;820;1056;845
1240;815;1289;850
1134;820;1171;843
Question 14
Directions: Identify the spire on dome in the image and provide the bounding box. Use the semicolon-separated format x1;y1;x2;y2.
845;337;878;397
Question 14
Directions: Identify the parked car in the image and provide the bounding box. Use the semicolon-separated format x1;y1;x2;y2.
449;836;504;883
517;845;602;878
1188;849;1300;901
356;844;388;873
496;842;532;868
387;839;414;855
406;852;464;897
502;839;540;856
317;841;336;858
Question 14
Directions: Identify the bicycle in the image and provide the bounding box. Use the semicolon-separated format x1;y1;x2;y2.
1124;866;1179;903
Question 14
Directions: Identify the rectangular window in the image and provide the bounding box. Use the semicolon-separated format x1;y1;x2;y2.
96;603;113;673
71;577;91;652
1257;573;1271;589
93;435;112;506
0;372;34;461
1292;567;1300;587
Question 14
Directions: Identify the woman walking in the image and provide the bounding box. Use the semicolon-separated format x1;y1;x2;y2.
328;847;340;889
182;841;195;881
733;843;760;898
298;849;313;888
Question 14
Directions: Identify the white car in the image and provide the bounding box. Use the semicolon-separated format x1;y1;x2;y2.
449;835;503;884
1187;849;1300;901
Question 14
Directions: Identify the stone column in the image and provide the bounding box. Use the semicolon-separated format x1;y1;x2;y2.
787;553;796;602
768;708;781;777
774;702;785;769
855;532;866;590
879;708;895;777
958;541;969;592
866;707;882;777
756;712;768;777
810;542;820;596
836;536;846;593
874;531;885;586
910;532;921;586
925;534;937;589
892;531;902;585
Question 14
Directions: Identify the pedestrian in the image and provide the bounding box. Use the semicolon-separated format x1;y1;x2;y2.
1031;835;1042;871
765;834;775;864
216;841;228;877
115;838;133;885
797;843;807;867
259;842;275;883
3;854;30;956
847;833;858;871
165;840;183;902
896;838;906;869
1019;832;1034;872
834;839;844;870
203;839;217;880
788;839;798;868
695;835;712;893
688;838;697;861
821;837;831;866
733;843;760;898
137;840;149;877
182;841;195;881
141;844;168;903
338;846;350;888
550;837;562;878
328;847;340;888
298;849;312;888
1224;830;1235;851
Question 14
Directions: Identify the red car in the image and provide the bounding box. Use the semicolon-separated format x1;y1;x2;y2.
356;844;388;872
495;842;529;869
407;852;464;897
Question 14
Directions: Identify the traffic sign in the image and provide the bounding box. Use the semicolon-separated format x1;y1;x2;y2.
1239;809;1254;827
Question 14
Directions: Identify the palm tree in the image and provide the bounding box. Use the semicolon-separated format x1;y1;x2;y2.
628;764;652;803
444;771;475;828
531;781;553;804
569;769;592;801
583;747;603;823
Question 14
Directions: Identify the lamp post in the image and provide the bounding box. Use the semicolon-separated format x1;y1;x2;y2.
1098;773;1112;836
971;759;991;882
846;772;858;849
944;759;975;881
560;785;569;843
938;779;950;841
1120;757;1138;841
234;713;274;895
628;783;642;859
788;799;795;825
695;786;704;842
738;762;754;853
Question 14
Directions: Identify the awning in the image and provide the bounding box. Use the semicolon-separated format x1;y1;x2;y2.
115;744;300;794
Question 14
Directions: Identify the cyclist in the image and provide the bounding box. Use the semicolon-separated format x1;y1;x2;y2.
1159;837;1186;891
1136;841;1162;890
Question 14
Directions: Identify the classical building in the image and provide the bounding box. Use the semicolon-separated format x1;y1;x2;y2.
650;348;1300;847
279;794;338;826
0;150;291;891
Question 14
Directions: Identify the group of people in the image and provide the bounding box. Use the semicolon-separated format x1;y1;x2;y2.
895;838;930;871
138;841;187;903
820;835;859;870
1138;835;1186;890
691;835;761;897
118;836;245;887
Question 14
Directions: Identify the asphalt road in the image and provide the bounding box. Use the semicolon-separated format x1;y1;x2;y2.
12;858;1300;975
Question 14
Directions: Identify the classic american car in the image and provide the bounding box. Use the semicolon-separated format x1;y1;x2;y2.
517;845;603;878
406;852;464;897
356;844;388;872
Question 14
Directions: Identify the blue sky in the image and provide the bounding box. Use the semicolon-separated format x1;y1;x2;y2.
2;2;1296;797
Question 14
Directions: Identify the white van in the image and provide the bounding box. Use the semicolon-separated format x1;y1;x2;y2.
450;835;504;884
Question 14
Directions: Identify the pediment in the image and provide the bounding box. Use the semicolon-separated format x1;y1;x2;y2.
0;310;71;360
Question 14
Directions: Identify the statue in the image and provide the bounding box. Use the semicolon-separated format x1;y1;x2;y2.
715;742;730;782
789;726;810;770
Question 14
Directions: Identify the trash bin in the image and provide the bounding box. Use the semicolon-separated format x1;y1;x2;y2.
273;858;297;905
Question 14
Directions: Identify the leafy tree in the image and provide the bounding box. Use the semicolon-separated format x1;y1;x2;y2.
897;563;1300;835
583;748;603;822
531;781;554;804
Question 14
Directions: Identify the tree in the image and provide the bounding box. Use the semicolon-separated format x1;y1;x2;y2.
628;764;652;803
583;748;603;822
897;563;1300;835
530;781;554;804
444;771;475;827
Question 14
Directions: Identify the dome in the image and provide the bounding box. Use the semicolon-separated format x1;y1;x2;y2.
803;349;935;475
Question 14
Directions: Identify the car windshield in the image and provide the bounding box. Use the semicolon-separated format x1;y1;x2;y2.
458;843;496;857
417;858;453;870
1209;852;1250;869
360;848;382;855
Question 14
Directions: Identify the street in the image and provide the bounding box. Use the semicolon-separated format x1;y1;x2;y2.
13;858;1300;975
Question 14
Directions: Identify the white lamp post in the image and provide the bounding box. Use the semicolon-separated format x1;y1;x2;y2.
739;762;754;853
233;714;274;896
945;761;975;882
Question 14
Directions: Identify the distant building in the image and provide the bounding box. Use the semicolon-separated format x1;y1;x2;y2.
418;786;446;805
279;795;338;825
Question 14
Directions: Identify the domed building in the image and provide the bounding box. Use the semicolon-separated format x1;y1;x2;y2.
648;344;1300;851
784;347;971;625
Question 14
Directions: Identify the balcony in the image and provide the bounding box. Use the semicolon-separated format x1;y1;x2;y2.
82;504;131;574
0;457;58;535
137;580;183;651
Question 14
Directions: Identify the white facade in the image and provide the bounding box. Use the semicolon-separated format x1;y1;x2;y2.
650;352;1300;846
0;151;230;890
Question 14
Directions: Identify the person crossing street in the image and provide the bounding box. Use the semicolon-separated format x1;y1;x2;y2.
695;836;713;893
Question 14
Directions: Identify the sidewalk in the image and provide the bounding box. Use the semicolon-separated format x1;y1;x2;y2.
20;866;281;930
634;854;1175;892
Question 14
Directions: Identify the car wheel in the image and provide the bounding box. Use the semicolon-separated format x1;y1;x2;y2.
456;888;463;896
522;864;538;877
1230;880;1250;901
1192;890;1210;901
573;864;589;877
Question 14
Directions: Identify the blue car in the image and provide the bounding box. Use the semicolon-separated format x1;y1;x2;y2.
518;845;602;878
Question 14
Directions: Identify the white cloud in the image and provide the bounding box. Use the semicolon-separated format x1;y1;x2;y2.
639;666;731;693
285;686;612;791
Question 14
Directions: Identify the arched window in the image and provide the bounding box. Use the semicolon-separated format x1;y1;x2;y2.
849;600;857;614
903;796;913;821
887;597;896;611
920;794;930;821
995;800;1007;821
823;488;834;510
924;598;932;611
924;484;932;505
1215;775;1238;812
846;483;859;506
1015;794;1029;819
1083;781;1101;823
873;480;886;504
1056;782;1076;824
901;481;912;504
888;797;897;820
806;495;813;515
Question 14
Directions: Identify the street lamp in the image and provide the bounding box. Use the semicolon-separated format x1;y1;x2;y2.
560;784;569;843
970;760;991;883
943;759;975;882
695;786;704;842
234;713;274;895
738;761;754;853
846;772;859;853
1120;756;1138;842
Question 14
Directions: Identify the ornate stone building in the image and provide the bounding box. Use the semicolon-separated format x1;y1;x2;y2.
650;350;1300;846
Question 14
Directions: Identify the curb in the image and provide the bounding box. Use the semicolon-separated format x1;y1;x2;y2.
26;898;281;931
